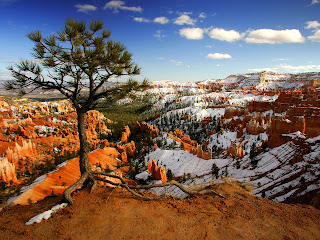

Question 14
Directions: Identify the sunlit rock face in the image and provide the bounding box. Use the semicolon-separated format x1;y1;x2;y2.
147;159;167;183
0;157;17;183
9;147;128;205
120;126;131;143
0;100;111;185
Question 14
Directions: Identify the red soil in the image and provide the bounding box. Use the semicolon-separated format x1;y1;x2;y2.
0;182;319;240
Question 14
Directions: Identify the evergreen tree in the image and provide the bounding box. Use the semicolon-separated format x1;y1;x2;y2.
167;169;173;181
211;163;219;179
5;19;148;204
250;142;258;167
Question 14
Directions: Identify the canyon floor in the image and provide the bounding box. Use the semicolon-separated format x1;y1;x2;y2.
0;182;319;240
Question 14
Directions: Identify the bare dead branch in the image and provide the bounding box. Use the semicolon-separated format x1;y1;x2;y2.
93;171;225;200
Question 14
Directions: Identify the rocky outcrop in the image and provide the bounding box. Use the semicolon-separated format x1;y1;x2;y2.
173;128;197;147
0;101;111;185
227;141;243;158
5;139;37;166
0;116;9;130
169;129;212;160
120;126;131;143
132;122;159;138
120;152;127;163
247;101;273;112
0;157;17;183
147;159;167;183
9;148;125;205
117;141;136;157
237;124;244;138
224;107;244;119
195;144;212;160
246;119;265;135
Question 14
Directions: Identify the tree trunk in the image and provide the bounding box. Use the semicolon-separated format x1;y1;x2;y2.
63;109;95;204
77;110;91;175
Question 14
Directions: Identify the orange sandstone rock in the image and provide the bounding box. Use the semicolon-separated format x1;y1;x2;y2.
120;126;131;143
10;147;122;205
148;159;167;183
0;157;17;183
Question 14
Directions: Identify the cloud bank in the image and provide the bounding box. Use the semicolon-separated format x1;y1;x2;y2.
245;29;305;44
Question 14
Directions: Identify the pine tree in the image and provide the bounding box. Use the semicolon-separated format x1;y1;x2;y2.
250;142;258;167
5;19;148;204
211;163;219;179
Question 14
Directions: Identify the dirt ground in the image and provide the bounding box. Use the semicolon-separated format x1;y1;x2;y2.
0;183;319;240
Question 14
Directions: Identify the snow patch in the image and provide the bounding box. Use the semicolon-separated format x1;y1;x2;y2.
25;203;68;225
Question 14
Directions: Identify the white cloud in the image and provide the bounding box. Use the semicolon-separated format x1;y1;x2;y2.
305;21;320;29
199;12;206;18
206;53;232;59
174;14;196;26
310;0;319;5
154;17;169;24
75;4;97;13
134;17;150;23
180;28;204;40
154;30;165;39
104;0;142;13
245;29;305;44
156;57;165;60
207;28;244;42
308;29;320;42
216;64;221;67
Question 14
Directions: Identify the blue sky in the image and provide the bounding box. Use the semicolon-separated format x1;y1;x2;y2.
0;0;320;82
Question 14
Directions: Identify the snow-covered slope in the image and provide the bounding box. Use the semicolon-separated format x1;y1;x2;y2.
138;137;320;203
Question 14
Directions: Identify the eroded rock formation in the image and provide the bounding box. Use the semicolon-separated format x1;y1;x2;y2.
147;159;167;183
0;100;111;184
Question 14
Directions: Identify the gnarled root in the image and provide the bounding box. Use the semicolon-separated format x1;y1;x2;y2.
92;171;225;200
63;171;96;204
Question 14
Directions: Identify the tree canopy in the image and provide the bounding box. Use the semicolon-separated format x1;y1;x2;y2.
5;18;148;111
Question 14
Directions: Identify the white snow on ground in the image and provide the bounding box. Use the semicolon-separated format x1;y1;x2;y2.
256;82;304;90
140;134;320;202
135;171;150;181
142;148;229;198
208;131;237;150
145;148;228;178
25;203;68;225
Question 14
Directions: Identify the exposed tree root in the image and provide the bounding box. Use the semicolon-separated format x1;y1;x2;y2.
63;172;92;204
92;171;225;200
63;170;225;204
